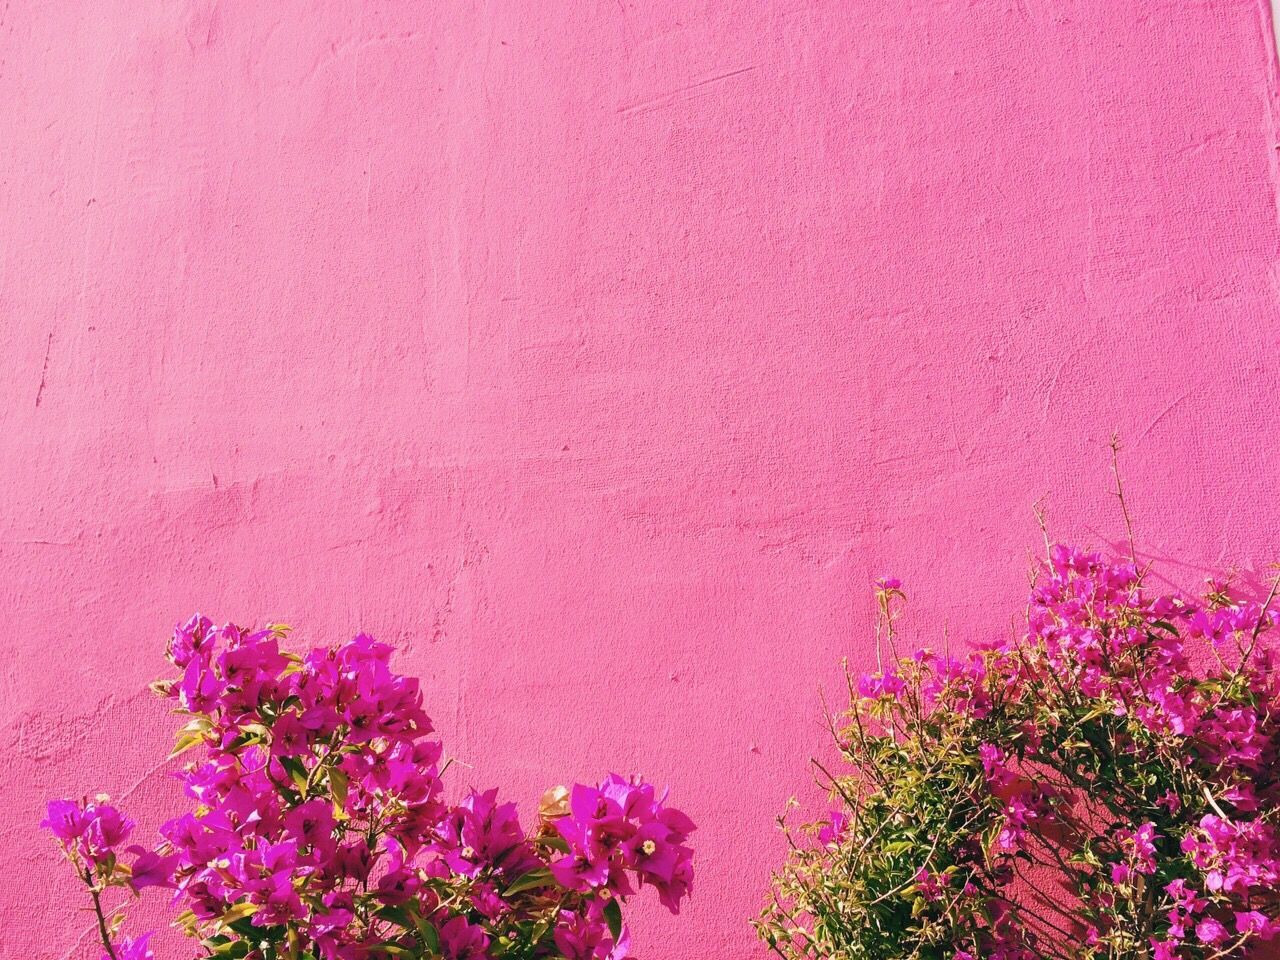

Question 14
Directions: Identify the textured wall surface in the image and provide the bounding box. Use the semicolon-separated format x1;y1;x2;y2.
4;2;1280;957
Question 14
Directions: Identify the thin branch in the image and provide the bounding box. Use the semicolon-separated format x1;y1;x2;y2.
83;869;119;960
1109;435;1139;570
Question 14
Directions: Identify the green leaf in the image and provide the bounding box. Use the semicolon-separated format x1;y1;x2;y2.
603;896;623;941
503;867;553;896
203;938;249;958
218;901;259;925
378;905;411;927
417;919;441;955
529;917;553;945
173;908;199;935
170;716;213;758
329;766;349;817
541;834;571;855
278;756;309;796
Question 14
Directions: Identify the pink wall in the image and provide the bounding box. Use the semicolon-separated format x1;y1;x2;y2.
4;2;1280;956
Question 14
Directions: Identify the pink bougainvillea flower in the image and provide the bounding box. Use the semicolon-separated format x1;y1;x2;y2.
554;907;631;960
43;621;695;960
438;915;491;960
857;670;906;699
761;543;1280;960
80;801;135;862
125;846;178;891
41;799;88;841
817;809;849;848
111;933;154;960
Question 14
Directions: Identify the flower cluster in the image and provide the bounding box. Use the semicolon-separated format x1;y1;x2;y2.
758;544;1280;960
43;798;135;869
44;616;694;960
548;776;695;914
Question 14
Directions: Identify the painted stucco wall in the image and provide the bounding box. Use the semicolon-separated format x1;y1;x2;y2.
4;2;1280;956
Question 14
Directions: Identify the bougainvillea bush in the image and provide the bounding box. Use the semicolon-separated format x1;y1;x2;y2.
757;545;1280;960
43;617;694;960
